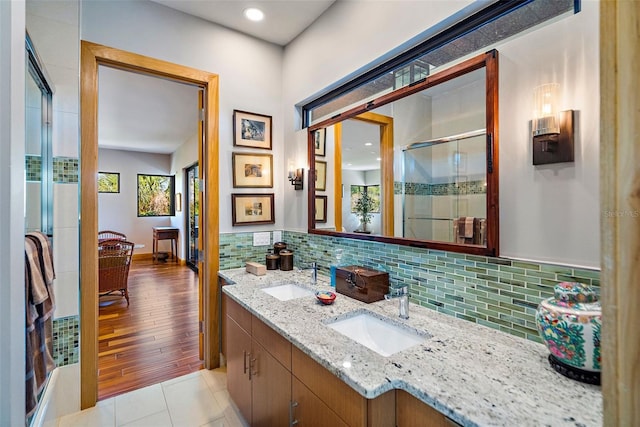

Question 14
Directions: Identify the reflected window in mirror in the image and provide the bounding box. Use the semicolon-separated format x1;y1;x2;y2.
308;51;498;256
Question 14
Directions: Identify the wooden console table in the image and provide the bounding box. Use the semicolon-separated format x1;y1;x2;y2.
152;226;179;263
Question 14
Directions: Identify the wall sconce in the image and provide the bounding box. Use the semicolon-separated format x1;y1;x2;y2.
288;166;304;190
532;83;575;165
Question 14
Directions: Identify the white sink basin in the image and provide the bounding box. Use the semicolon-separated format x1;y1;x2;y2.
327;312;427;357
261;283;315;301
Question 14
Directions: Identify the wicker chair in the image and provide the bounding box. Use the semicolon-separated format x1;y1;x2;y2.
98;239;134;305
98;230;126;243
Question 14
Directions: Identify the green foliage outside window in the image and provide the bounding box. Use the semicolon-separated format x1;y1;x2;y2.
137;174;175;217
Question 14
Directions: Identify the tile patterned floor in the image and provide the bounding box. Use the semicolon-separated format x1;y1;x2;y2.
51;368;248;427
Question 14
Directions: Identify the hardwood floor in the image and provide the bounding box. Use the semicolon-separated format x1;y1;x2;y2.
98;258;203;400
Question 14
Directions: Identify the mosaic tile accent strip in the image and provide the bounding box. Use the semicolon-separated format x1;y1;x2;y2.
26;155;42;181
52;315;79;367
53;157;79;183
395;180;487;196
281;231;600;344
25;156;79;183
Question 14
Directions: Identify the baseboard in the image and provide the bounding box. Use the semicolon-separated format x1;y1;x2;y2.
133;253;154;261
133;253;186;265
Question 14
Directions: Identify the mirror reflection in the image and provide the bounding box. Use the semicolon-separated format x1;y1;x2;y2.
310;52;497;255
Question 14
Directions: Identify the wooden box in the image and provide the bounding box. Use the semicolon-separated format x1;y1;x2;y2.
335;265;389;303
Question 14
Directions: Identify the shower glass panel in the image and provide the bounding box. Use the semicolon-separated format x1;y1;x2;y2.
25;32;53;235
185;163;199;272
402;130;487;244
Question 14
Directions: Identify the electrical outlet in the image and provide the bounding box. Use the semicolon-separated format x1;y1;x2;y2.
272;230;282;244
253;232;271;246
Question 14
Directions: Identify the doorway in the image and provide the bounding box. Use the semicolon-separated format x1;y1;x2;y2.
80;41;220;409
185;163;199;272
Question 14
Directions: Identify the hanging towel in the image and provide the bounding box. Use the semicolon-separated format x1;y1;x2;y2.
25;238;49;305
464;217;475;238
26;232;55;287
24;233;56;418
457;217;467;237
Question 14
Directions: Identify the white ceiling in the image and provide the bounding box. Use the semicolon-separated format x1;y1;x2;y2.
342;119;381;171
98;66;200;154
98;1;335;154
150;0;336;46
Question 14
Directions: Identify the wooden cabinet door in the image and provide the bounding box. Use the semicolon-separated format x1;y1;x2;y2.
251;340;291;427
292;376;349;427
396;390;456;427
226;316;252;424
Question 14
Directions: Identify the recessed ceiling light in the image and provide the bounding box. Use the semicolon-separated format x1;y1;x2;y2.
244;7;264;22
364;142;372;146
376;157;381;161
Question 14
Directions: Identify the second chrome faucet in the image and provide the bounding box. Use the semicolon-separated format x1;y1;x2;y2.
385;285;409;319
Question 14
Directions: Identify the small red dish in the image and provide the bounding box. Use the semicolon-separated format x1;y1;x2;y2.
315;291;336;305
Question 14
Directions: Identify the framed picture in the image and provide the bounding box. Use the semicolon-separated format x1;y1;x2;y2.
232;152;273;188
98;172;120;193
314;128;326;157
175;192;182;212
231;193;275;226
315;160;327;191
315;195;327;223
233;110;272;150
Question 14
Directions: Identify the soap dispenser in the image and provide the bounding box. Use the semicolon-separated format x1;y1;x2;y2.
329;249;344;288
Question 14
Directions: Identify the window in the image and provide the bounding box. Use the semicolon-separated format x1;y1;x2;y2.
98;172;120;193
137;174;175;217
302;0;578;126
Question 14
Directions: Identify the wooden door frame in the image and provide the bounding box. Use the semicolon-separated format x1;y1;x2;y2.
600;2;640;425
79;41;220;409
333;112;394;236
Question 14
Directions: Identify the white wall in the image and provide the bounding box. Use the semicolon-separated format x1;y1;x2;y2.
82;0;285;234
495;2;599;267
27;0;80;319
0;1;27;423
170;133;198;260
98;148;177;254
284;1;600;268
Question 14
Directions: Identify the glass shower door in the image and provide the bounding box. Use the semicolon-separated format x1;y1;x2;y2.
185;163;199;271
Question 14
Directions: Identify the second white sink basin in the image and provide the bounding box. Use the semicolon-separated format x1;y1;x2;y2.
327;311;427;357
261;283;315;301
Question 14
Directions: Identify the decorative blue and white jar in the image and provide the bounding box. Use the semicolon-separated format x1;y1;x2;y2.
535;282;601;384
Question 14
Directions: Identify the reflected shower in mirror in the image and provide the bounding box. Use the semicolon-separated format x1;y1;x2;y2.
25;32;54;236
309;51;498;256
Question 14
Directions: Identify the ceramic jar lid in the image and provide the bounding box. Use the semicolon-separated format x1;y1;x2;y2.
542;282;600;313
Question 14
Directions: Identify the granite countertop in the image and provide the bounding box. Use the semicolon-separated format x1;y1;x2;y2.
219;268;602;427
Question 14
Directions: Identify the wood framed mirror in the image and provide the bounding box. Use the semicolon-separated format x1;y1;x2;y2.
307;50;499;256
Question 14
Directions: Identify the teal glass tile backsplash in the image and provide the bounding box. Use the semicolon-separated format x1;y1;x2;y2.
219;230;600;344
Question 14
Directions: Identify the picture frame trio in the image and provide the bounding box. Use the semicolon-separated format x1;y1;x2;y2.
312;128;328;223
232;110;275;225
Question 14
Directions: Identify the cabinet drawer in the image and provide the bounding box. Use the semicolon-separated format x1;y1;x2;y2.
292;346;367;427
225;294;252;333
252;316;291;370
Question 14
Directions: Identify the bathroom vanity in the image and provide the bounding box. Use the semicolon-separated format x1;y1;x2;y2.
219;268;602;426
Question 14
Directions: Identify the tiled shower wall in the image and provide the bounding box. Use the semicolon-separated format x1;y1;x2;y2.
220;230;600;344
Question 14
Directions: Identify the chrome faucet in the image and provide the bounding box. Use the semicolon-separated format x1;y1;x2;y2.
298;262;318;285
385;286;409;319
